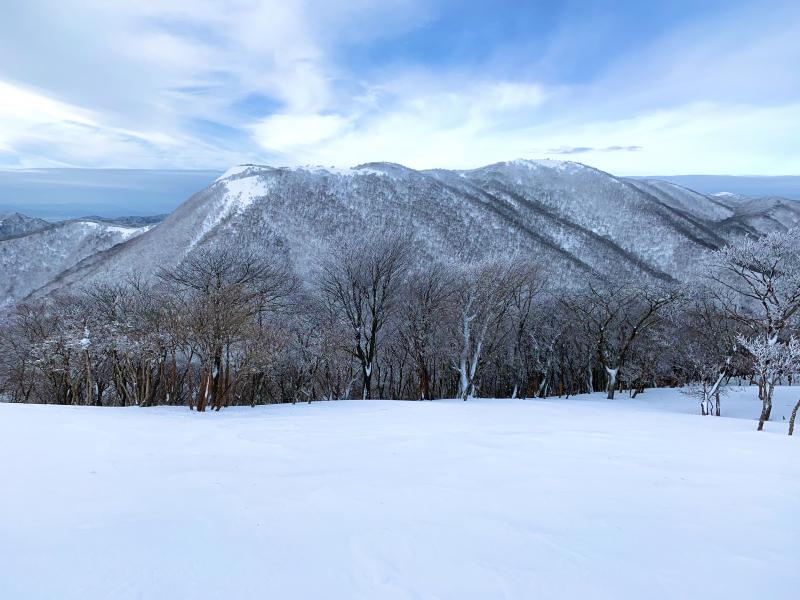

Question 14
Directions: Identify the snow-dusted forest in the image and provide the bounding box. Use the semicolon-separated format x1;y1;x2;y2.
2;225;800;435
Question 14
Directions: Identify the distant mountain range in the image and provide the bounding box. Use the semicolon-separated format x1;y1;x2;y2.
0;216;151;304
3;159;798;307
0;212;50;241
0;212;167;241
637;175;800;200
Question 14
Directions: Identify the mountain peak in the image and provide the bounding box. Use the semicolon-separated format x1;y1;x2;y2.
9;158;800;306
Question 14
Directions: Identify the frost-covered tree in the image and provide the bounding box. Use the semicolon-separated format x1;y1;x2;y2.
399;263;454;400
704;229;800;427
705;229;800;339
563;276;682;399
158;245;298;411
318;235;410;399
0;301;58;403
506;263;545;399
738;335;800;431
673;291;747;416
452;259;518;400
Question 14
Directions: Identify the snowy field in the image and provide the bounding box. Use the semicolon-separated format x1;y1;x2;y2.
1;387;799;600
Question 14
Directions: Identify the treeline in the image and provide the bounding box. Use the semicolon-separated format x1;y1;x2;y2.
1;230;799;432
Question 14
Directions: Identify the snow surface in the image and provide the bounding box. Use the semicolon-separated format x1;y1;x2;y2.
1;386;798;599
509;158;576;171
215;164;390;183
292;165;372;177
101;224;147;238
214;165;254;182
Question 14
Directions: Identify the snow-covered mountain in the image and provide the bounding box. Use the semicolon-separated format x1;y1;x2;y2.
0;212;50;241
712;196;800;236
7;159;800;305
0;220;148;305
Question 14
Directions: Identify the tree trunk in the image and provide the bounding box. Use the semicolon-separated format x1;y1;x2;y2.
209;347;222;409
757;395;772;431
605;367;618;400
188;367;196;410
417;360;431;400
362;363;372;400
84;351;93;406
788;397;800;436
197;368;209;412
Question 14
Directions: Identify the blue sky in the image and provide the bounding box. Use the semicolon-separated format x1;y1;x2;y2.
0;0;798;175
0;169;221;219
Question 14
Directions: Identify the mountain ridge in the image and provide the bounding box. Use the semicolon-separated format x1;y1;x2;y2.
4;159;800;306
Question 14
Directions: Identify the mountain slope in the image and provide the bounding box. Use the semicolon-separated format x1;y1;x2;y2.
15;160;800;304
0;220;148;305
0;212;50;241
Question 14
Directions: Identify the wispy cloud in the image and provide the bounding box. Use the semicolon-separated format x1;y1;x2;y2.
0;1;798;174
546;145;643;155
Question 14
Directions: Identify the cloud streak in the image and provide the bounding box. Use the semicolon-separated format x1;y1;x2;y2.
546;145;643;155
0;1;798;174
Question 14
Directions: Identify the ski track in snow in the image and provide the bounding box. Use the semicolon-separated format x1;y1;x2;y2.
1;386;799;599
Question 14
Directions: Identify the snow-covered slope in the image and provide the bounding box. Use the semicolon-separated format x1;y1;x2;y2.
14;160;800;303
715;196;800;236
1;386;798;599
626;180;800;236
625;179;735;222
0;220;147;304
0;212;49;240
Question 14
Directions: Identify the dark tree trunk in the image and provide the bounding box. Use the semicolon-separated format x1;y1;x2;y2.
362;364;372;400
197;368;209;412
757;395;772;431
417;360;431;400
209;347;222;409
788;397;800;436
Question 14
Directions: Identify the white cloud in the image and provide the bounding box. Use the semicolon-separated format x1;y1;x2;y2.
255;95;800;175
0;80;240;168
0;0;432;167
0;80;97;148
537;102;800;175
0;1;798;174
244;77;549;167
252;113;350;154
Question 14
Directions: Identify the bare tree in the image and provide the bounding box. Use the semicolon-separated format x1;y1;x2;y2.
673;291;745;416
507;263;545;399
157;245;298;411
452;259;517;400
400;263;454;399
318;235;410;399
563;276;682;399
